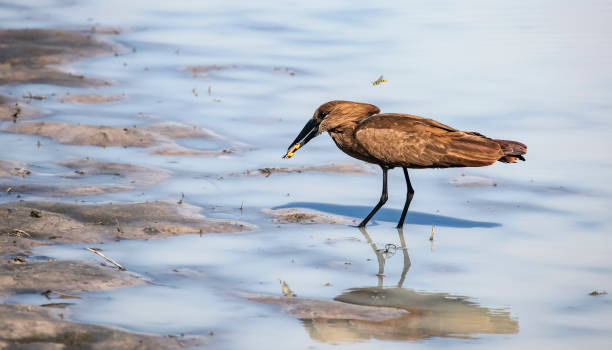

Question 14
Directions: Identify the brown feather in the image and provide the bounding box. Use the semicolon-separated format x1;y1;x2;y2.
350;114;503;168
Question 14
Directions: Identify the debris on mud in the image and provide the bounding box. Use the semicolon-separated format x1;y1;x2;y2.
263;208;356;225
86;247;126;271
232;162;374;177
0;160;28;177
0;96;46;121
280;280;297;297
0;304;203;349
186;64;238;77
589;290;608;296
0;29;118;87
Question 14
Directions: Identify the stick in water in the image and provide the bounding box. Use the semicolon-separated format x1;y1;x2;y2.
86;248;126;270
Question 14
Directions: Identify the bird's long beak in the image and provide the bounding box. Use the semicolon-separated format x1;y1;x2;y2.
283;118;320;159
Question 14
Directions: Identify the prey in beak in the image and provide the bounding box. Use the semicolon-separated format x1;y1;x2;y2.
283;118;320;159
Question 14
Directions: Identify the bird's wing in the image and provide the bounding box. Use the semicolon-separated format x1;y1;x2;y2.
354;114;503;168
369;113;457;132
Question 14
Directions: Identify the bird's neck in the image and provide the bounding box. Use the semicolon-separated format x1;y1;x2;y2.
327;123;375;164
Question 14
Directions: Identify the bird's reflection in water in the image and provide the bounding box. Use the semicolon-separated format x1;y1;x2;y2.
300;227;519;343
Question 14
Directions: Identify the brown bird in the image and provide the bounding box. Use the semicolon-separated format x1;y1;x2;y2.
283;100;527;228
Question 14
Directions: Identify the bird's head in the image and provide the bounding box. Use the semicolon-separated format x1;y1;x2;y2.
283;100;380;158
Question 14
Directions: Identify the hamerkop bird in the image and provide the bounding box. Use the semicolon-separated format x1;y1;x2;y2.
283;100;527;228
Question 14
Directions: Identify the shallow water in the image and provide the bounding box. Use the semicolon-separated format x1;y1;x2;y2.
2;0;612;348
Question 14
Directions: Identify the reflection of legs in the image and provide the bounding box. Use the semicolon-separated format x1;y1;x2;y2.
396;227;411;288
358;167;388;228
358;227;385;287
396;167;415;228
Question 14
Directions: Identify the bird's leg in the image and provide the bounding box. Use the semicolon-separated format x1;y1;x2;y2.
396;167;415;228
358;167;389;228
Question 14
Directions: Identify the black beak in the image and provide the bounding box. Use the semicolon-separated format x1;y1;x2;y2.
283;118;320;159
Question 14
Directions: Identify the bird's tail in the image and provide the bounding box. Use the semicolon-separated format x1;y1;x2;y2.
494;139;527;163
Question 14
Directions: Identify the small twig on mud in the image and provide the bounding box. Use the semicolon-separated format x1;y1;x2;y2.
11;104;21;123
3;229;31;238
177;192;184;205
279;280;297;297
41;289;82;300
23;91;46;100
86;247;126;270
114;218;123;238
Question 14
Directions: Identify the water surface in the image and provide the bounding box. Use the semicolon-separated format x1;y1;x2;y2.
1;0;612;349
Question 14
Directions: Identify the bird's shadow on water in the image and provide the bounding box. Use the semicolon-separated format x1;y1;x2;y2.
273;202;500;228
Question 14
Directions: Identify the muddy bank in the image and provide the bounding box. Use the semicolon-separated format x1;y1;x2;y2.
1;261;144;295
0;304;202;349
0;159;29;177
262;208;356;225
0;29;117;87
0;95;47;122
0;199;251;347
58;93;125;104
231;162;374;177
58;158;170;187
1;200;255;243
1;121;233;155
1;183;134;197
1;157;170;196
245;293;409;321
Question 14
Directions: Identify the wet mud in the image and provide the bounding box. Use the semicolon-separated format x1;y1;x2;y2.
0;304;203;349
0;201;254;243
0;29;117;87
231;162;374;177
1;122;221;152
263;208;356;225
1;158;170;196
244;293;410;321
0;95;47;122
58;93;125;104
1;261;145;296
0;199;252;346
0;159;29;177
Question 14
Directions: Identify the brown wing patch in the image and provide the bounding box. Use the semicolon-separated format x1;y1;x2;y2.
362;113;457;132
354;115;503;168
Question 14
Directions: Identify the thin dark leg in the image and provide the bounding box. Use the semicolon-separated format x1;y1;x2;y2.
396;167;414;228
358;167;388;228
